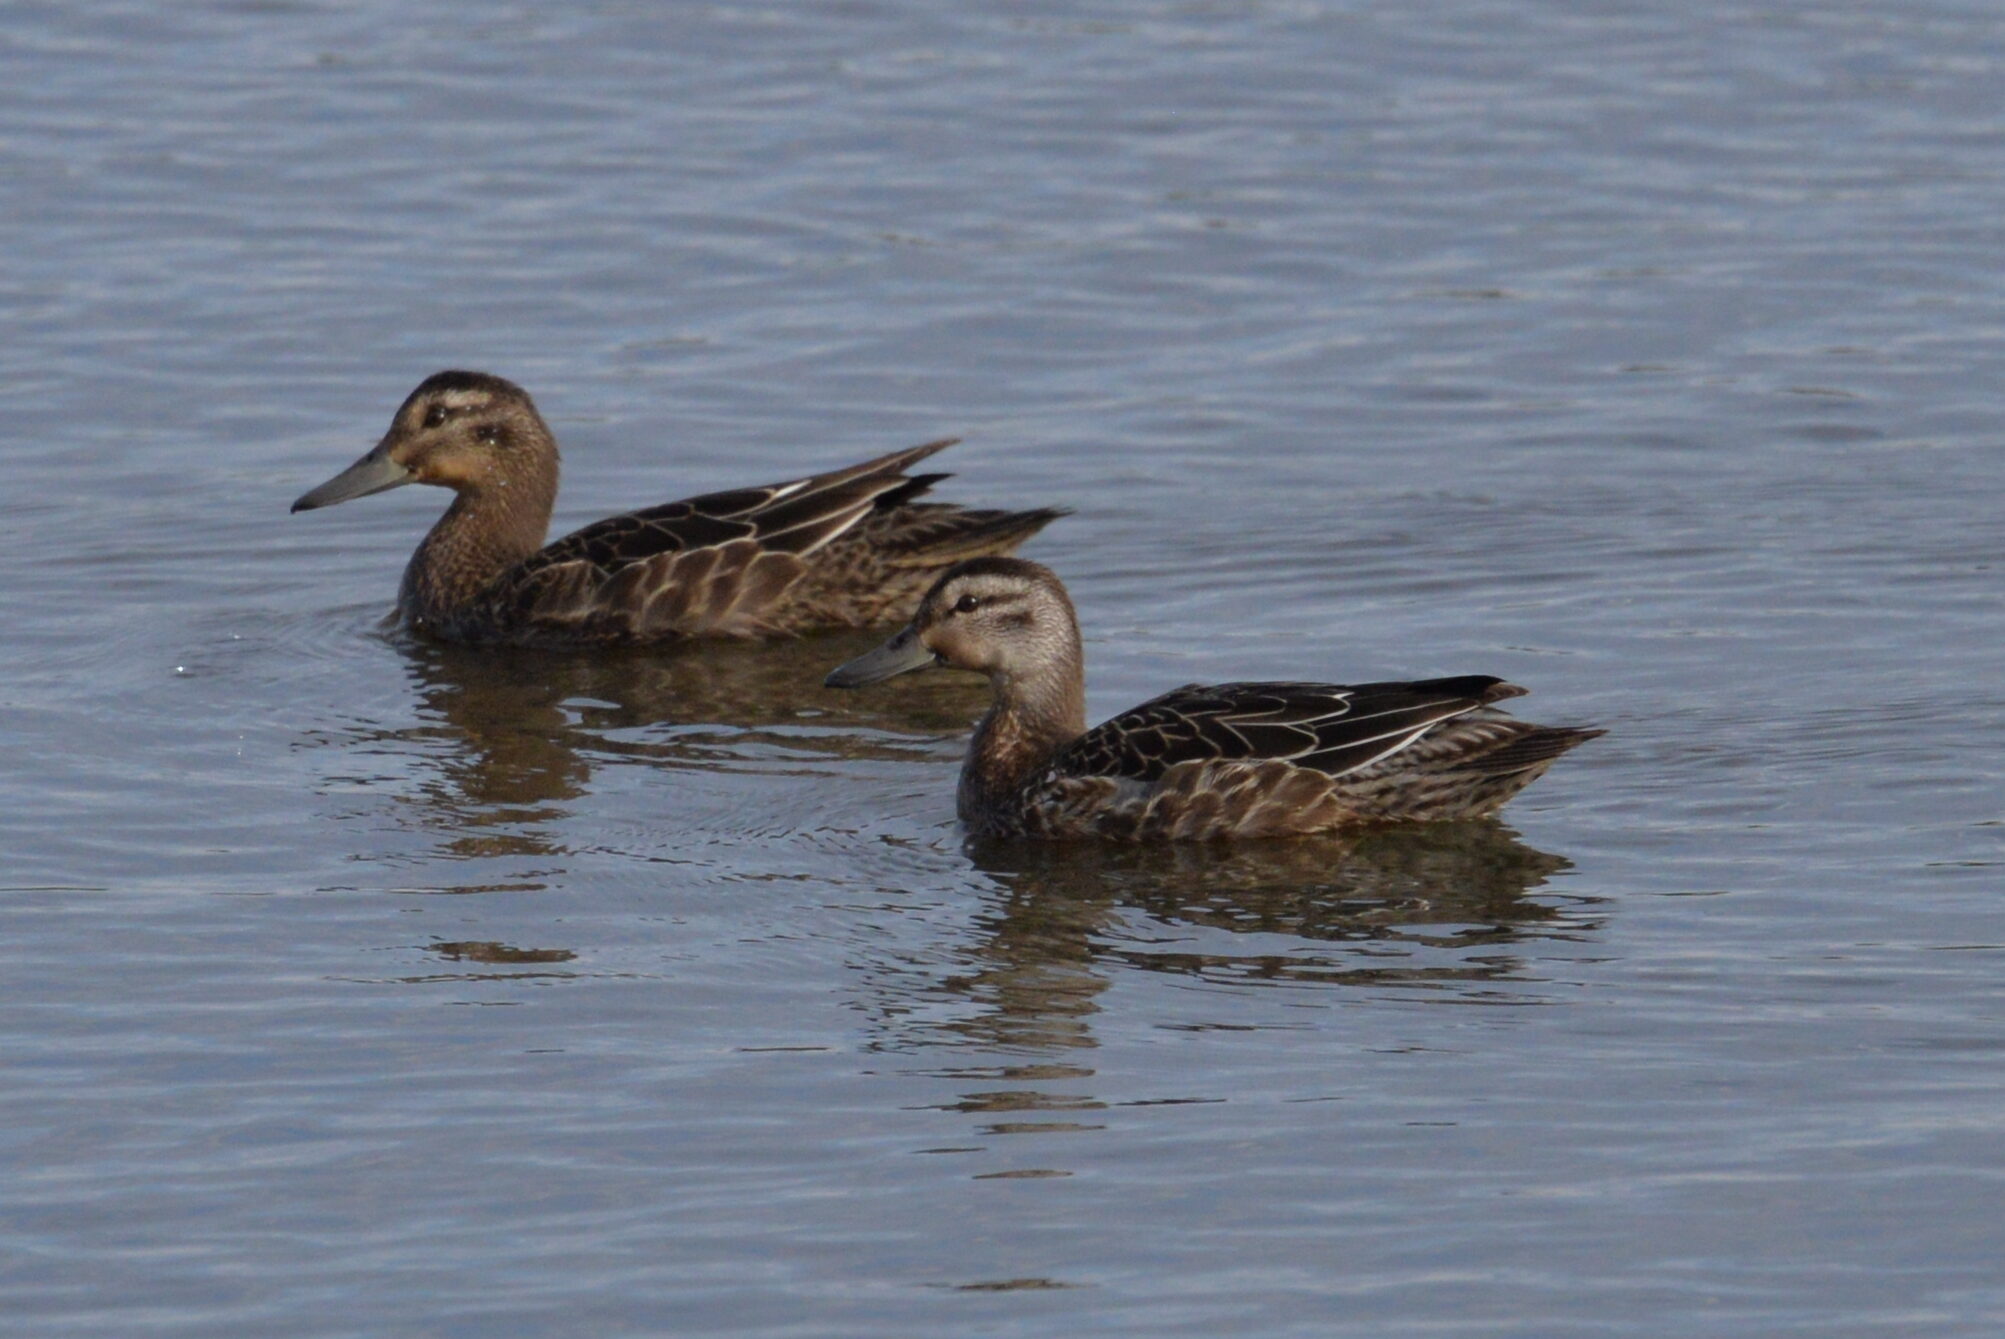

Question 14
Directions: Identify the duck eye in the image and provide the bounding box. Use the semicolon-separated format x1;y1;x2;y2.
953;593;980;615
422;404;449;429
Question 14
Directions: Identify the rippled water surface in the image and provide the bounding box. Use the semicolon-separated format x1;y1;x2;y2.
4;2;2002;1334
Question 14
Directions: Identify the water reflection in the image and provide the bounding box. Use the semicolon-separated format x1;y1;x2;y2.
316;631;987;882
404;630;986;748
393;645;590;863
368;939;586;986
429;939;578;966
893;823;1600;1056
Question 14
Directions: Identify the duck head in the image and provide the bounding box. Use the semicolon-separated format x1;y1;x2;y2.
825;556;1082;689
291;370;558;513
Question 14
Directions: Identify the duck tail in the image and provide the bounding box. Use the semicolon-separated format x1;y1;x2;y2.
1468;724;1606;776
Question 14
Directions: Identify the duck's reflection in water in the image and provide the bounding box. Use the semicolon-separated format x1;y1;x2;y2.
895;823;1600;1056
429;940;577;967
332;939;587;988
399;939;581;984
876;825;1603;1168
323;630;986;879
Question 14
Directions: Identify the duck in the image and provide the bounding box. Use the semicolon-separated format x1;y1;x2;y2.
824;557;1602;840
290;371;1066;646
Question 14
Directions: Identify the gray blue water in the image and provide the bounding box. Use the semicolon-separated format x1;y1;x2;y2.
3;2;2002;1334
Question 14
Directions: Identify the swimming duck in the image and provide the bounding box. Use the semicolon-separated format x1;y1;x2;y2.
825;557;1602;840
291;371;1065;646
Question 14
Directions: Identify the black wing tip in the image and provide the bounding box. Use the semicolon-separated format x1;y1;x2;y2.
932;505;1071;559
801;438;962;499
887;437;960;469
1346;675;1522;705
875;471;954;511
984;505;1071;537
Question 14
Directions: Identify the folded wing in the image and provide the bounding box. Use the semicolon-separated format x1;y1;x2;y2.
1053;675;1525;782
493;440;964;640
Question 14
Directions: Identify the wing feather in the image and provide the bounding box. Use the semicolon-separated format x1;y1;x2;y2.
1049;676;1518;783
491;441;959;640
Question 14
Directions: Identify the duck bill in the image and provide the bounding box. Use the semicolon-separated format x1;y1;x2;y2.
291;443;414;513
825;624;937;688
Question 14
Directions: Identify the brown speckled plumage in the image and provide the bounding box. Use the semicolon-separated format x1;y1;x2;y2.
291;371;1065;647
825;557;1602;841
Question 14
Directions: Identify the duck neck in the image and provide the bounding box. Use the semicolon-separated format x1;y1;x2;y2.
959;656;1088;821
399;477;554;631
